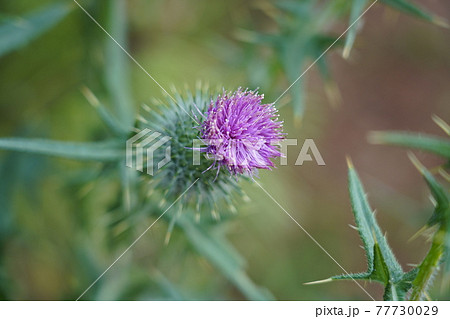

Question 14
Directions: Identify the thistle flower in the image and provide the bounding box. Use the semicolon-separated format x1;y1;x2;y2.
201;88;284;176
138;86;284;223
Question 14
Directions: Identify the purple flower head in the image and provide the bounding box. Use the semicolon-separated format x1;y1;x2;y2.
201;88;284;176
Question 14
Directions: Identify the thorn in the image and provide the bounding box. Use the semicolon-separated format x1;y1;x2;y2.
137;115;148;124
211;209;220;221
304;278;333;285
151;97;160;105
346;156;354;169
242;194;251;203
438;168;450;182
80;86;100;107
407;152;426;174
432;114;450;135
342;46;351;60
164;230;172;245
348;224;358;230
432;16;449;29
141;103;152;113
429;194;437;207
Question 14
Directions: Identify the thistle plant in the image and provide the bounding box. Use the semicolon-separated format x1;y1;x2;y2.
0;84;283;300
138;87;241;223
0;1;283;301
239;0;449;119
138;86;283;218
0;0;449;301
312;117;450;301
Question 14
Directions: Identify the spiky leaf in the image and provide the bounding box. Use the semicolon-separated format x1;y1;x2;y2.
177;213;274;301
328;160;412;300
104;0;135;129
344;159;403;279
0;137;124;161
380;0;449;28
343;0;368;58
408;155;450;300
0;3;72;57
369;131;450;159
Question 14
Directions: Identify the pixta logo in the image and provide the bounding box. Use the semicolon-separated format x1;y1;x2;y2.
126;128;171;176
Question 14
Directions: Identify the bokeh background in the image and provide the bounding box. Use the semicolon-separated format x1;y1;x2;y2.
1;0;450;300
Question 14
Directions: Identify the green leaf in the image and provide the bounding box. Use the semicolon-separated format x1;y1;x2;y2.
371;242;390;283
81;87;130;136
324;160;411;300
314;156;448;300
380;0;449;28
369;131;450;159
345;159;404;279
0;3;72;57
0;142;53;299
343;0;368;58
0;137;124;161
384;268;418;301
410;241;444;301
332;242;390;282
262;0;338;119
417;164;450;229
408;154;450;300
177;213;274;301
104;0;135;129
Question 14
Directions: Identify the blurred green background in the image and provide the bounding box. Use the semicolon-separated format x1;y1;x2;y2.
0;0;450;300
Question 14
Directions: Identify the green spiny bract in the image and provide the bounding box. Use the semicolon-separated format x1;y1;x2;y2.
137;86;246;220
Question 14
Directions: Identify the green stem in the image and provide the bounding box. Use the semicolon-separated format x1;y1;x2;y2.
409;231;445;301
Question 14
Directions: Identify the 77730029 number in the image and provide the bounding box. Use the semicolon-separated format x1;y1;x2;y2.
376;306;438;316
